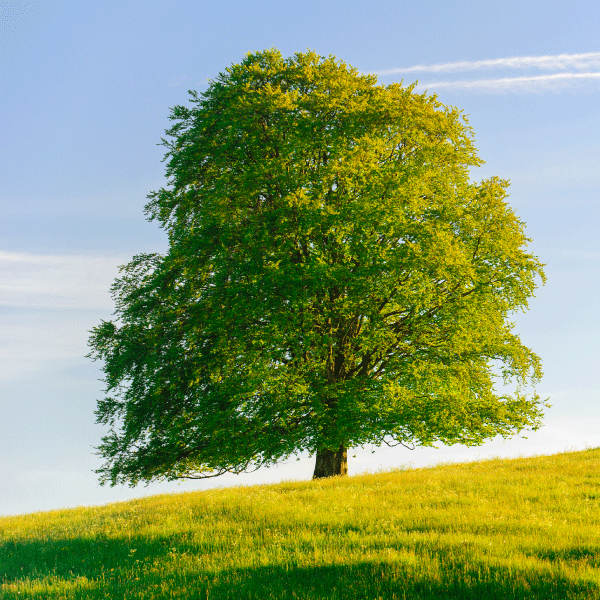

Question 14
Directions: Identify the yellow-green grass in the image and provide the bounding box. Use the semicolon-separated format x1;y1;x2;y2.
1;448;599;599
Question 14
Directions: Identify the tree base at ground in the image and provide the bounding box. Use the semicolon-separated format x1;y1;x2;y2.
313;445;348;478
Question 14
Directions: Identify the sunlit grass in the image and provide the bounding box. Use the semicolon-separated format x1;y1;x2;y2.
2;447;599;599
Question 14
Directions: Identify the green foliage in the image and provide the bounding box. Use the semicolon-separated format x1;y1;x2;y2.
86;48;548;487
2;449;600;599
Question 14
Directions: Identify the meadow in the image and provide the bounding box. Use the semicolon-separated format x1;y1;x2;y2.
1;447;599;599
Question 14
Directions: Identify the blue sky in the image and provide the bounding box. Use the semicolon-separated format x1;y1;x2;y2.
1;0;599;517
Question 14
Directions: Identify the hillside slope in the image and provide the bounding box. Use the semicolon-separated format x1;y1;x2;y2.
1;448;599;599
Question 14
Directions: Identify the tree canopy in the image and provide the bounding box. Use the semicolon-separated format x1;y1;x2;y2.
86;48;548;486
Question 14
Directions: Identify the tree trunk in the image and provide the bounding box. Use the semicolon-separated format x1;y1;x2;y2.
312;444;348;479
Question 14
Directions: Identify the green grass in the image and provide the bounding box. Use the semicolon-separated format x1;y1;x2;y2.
1;448;599;599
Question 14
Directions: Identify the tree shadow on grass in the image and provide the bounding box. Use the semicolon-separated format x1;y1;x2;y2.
1;535;598;599
525;544;600;568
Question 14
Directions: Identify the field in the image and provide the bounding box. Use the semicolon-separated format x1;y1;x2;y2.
1;448;599;599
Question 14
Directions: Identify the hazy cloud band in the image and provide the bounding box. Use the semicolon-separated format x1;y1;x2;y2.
0;251;128;309
418;72;600;92
375;52;600;75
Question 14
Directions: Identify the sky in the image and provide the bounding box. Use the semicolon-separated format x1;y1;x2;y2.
1;0;599;518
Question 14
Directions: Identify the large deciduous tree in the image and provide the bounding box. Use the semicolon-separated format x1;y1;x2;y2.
86;48;548;486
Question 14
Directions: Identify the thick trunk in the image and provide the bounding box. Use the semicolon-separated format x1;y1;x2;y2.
312;444;348;479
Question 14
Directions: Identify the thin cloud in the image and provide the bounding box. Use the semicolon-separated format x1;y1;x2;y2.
0;309;104;383
0;251;128;309
375;52;600;75
417;72;600;93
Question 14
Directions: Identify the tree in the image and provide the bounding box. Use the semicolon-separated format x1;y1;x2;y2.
86;48;548;486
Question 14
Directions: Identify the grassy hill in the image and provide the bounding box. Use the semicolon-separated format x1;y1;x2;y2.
1;448;599;599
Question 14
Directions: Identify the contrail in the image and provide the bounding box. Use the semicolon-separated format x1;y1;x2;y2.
417;72;600;92
375;52;600;75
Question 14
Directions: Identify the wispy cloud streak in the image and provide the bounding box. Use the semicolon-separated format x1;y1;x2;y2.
375;52;600;76
373;52;600;93
419;72;600;93
0;251;128;309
